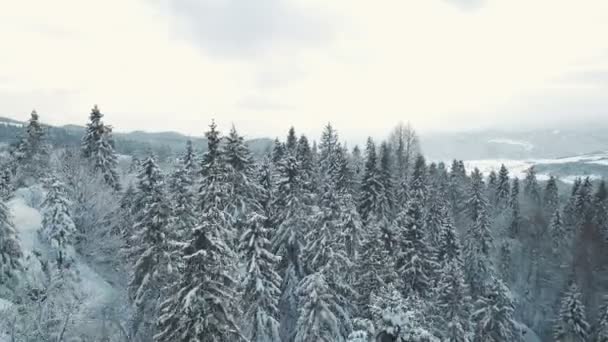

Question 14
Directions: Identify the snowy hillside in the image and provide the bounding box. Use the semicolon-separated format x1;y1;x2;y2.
457;150;608;182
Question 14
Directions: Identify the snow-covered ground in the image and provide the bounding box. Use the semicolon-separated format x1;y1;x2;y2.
449;151;608;183
3;189;117;325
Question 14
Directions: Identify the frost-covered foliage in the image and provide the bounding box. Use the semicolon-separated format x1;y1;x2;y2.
81;105;121;190
4;116;608;342
0;197;22;286
128;156;172;340
553;284;589;342
40;178;76;269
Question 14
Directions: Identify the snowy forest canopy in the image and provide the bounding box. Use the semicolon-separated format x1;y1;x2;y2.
1;107;607;342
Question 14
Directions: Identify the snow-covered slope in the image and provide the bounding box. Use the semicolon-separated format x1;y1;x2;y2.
2;190;117;329
455;151;608;182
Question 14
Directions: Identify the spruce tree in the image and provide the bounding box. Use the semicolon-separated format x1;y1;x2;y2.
472;278;517;342
435;260;472;342
223;125;258;239
523;166;541;206
286;126;298;154
181;139;197;176
495;164;510;208
0;196;22;284
156;123;243;342
379;142;395;215
272;138;286;164
554;283;589;342
129;156;172;339
40;178;76;269
81;105;121;190
394;197;436;298
544;175;559;215
463;169;493;297
0;169;13;201
358;138;391;249
239;212;282;342
436;204;462;266
595;296;608;342
14;110;48;180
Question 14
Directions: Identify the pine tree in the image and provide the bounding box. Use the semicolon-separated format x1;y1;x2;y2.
40;178;76;269
272;138;286;164
553;283;589;342
523;166;541;206
394;197;436;298
436;204;462;266
509;177;522;237
495;164;510;208
463;169;493;297
550;210;566;253
167;165;197;246
318;123;341;184
181;139;197;176
472;278;517;342
487;170;498;207
544;176;559;215
286;127;298;154
294;272;346;342
296;134;316;195
0;197;22;284
239;212;282;342
358;138;387;226
81;105;121;190
595;296;608;342
435;260;472;342
156;123;243;342
223;125;258;239
379;142;395;215
129;156;172;339
14;110;48;179
0;169;13;201
355;216;395;317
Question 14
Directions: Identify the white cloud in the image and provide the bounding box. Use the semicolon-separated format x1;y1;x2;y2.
0;0;607;142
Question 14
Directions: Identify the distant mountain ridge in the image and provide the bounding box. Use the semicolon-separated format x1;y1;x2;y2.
0;116;273;158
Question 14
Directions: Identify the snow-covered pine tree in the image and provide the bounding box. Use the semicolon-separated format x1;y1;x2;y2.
223;125;258;240
436;203;462;267
509;177;522;237
272;138;286;165
487;170;498;207
595;295;608;342
394;194;436;298
0;169;14;201
128;156;172;339
81;105;121;190
286;126;298;154
358;138;386;223
463;169;494;298
296;134;317;196
355;215;395;317
271;152;312;341
156;122;243;342
297;182;354;340
435;260;472;342
167;164;197;250
544;176;559;215
523;166;541;207
550;210;566;253
472;278;517;342
0;196;22;285
495;164;510;208
239;212;282;342
379;142;395;216
294;272;346;342
40;178;76;269
553;283;589;342
181;139;197;176
318;123;341;184
14;110;48;180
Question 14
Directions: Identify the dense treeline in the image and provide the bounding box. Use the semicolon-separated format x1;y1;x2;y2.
0;108;608;341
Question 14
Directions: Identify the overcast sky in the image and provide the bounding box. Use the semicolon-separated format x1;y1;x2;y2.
1;0;607;142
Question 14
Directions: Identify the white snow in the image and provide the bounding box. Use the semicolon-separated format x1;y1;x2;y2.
8;197;42;253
